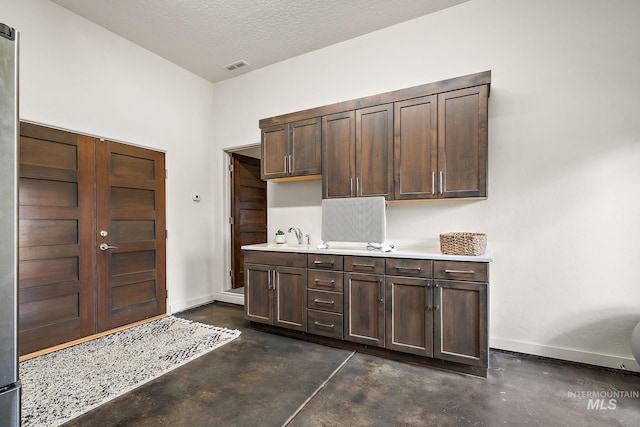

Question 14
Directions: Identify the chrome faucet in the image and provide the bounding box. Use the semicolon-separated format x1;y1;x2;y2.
288;227;303;244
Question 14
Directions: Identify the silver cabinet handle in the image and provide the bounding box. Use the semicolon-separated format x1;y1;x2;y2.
267;269;272;289
314;321;335;329
444;269;475;274
313;260;335;266
352;263;375;269
313;298;334;305
289;155;293;174
284;156;288;174
314;279;335;287
431;172;435;195
350;178;353;197
356;177;360;196
439;171;444;194
394;266;421;272
99;243;118;251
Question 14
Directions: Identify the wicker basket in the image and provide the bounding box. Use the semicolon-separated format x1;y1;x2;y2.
439;232;487;256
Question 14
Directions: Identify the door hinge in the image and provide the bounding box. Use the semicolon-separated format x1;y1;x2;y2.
165;229;168;239
228;163;233;172
165;169;168;179
165;289;168;298
229;217;234;225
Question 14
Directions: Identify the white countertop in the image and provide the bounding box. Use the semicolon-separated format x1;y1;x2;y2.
241;242;492;262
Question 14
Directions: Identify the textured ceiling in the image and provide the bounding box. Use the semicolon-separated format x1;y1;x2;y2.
50;0;469;83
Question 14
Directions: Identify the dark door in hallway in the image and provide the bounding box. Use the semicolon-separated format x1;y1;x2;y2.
231;153;266;289
18;123;97;355
96;140;166;331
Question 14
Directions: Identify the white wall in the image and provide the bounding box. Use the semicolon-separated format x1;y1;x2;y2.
4;0;221;313
211;0;640;371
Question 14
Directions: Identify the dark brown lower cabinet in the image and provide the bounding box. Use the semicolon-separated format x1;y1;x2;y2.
385;276;488;367
244;249;490;374
244;251;307;332
385;276;433;356
434;280;487;366
344;272;385;347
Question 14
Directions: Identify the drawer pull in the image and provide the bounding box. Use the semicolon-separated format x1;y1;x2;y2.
444;269;475;274
352;263;376;269
313;298;335;306
314;279;336;287
314;321;335;329
394;266;421;272
313;260;335;266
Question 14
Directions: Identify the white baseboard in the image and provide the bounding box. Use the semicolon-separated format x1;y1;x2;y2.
168;294;217;314
214;291;244;306
168;292;244;315
491;338;640;373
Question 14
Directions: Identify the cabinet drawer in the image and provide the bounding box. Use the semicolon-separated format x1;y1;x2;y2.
433;261;488;282
308;254;343;270
386;258;432;278
307;290;343;314
308;270;343;292
244;251;307;268
307;310;343;339
344;256;385;274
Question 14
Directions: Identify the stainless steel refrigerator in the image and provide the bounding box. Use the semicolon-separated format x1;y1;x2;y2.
0;22;21;427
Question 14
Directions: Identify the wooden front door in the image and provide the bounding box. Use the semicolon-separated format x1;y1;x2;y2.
18;123;97;355
96;140;166;332
18;123;167;354
231;153;266;289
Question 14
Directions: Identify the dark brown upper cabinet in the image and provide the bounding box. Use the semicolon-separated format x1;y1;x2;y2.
437;85;488;199
394;95;439;199
261;117;321;181
394;85;489;200
322;104;394;199
260;71;490;200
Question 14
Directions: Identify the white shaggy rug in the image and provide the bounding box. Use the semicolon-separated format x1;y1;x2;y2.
20;316;241;426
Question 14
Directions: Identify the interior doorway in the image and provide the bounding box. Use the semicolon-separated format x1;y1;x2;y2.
226;145;266;295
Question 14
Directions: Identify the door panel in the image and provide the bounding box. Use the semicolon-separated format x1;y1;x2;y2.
261;124;288;179
96;140;166;332
322;111;355;198
434;280;487;366
385;276;432;356
438;86;488;198
274;266;307;331
355;104;393;199
232;154;267;289
394;96;438;200
344;272;385;347
245;264;273;324
18;123;96;355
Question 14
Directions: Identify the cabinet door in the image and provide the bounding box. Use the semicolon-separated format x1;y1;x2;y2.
394;96;438;200
261;124;288;179
245;264;273;324
274;266;307;331
289;118;321;176
385;276;433;356
322;111;355;198
437;85;488;198
356;104;393;199
344;272;385;347
434;280;488;366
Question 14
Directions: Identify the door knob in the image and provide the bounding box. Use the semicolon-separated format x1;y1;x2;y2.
99;243;118;251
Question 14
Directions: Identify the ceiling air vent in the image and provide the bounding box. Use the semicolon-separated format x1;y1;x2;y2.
224;60;249;71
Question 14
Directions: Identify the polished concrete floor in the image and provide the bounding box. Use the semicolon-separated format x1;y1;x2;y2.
64;302;640;426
